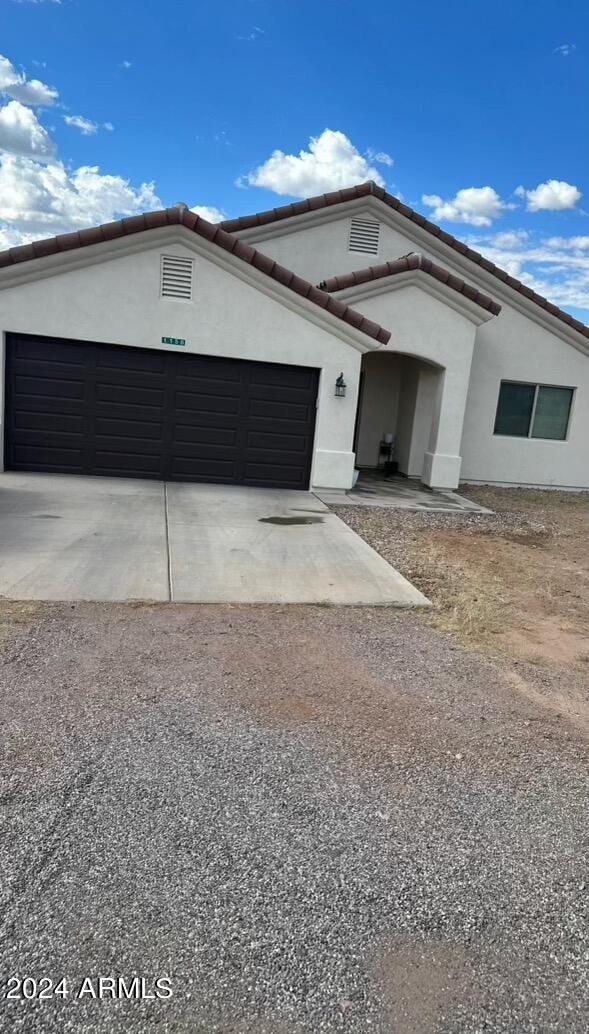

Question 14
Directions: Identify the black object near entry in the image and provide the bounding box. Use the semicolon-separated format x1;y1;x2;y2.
4;334;319;490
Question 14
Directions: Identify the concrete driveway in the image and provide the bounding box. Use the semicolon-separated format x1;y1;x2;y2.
0;472;428;606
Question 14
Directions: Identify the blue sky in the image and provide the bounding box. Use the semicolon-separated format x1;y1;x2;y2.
2;0;589;319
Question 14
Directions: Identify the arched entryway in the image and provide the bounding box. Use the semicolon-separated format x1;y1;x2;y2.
354;350;443;481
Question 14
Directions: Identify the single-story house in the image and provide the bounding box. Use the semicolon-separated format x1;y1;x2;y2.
0;180;587;492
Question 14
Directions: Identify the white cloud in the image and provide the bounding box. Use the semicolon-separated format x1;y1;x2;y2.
240;129;386;197
64;115;113;135
422;186;508;227
0;51;159;251
513;269;589;314
515;179;582;212
0;54;58;106
120;60;132;70
64;114;99;135
0;100;55;160
487;229;529;248
465;229;589;316
554;43;576;56
190;204;227;223
366;148;394;167
543;236;589;250
237;26;265;41
0;153;161;247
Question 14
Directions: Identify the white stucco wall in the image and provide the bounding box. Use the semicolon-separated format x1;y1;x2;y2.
461;304;589;488
0;231;366;490
394;360;419;474
236;209;414;286
395;360;441;478
247;206;589;489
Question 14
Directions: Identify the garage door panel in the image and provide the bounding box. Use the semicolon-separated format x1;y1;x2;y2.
246;446;311;467
94;402;165;425
95;359;167;386
12;429;85;451
12;358;88;383
15;410;85;433
243;461;307;486
95;417;164;440
96;349;167;374
93;434;167;456
5;335;318;489
169;456;237;479
95;371;167;394
15;375;85;400
175;378;241;397
171;447;238;468
173;377;242;400
248;385;316;405
173;424;237;446
9;393;85;417
96;382;166;407
247;430;307;453
249;364;315;389
174;356;242;383
12;337;87;365
174;391;240;416
249;398;312;422
12;443;84;471
171;407;240;430
93;450;164;475
246;414;314;435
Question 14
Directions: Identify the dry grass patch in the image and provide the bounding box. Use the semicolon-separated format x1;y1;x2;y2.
335;485;589;668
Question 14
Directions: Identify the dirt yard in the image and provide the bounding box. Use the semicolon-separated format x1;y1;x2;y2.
335;486;589;735
0;601;588;1032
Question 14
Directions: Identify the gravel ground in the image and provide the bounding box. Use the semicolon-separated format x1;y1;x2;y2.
332;504;553;575
0;602;588;1033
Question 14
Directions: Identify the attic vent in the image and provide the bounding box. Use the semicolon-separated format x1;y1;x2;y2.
160;254;193;300
349;217;380;255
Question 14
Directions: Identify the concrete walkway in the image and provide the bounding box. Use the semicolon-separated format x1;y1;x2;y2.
0;473;429;606
316;472;493;513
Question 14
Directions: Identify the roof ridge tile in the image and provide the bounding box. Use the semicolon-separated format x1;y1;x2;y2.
319;252;502;316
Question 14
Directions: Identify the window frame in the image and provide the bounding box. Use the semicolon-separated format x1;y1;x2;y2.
493;379;575;442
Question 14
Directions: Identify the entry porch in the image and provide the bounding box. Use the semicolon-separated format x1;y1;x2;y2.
352;349;470;491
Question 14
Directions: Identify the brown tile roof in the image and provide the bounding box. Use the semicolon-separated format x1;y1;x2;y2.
0;206;391;346
221;181;589;340
319;252;502;316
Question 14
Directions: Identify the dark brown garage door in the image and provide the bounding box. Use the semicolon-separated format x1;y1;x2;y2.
4;334;319;489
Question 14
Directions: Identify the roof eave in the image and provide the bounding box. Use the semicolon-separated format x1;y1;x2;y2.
320;253;501;319
331;269;499;327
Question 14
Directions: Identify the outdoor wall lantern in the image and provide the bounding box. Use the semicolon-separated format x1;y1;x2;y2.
335;373;347;398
